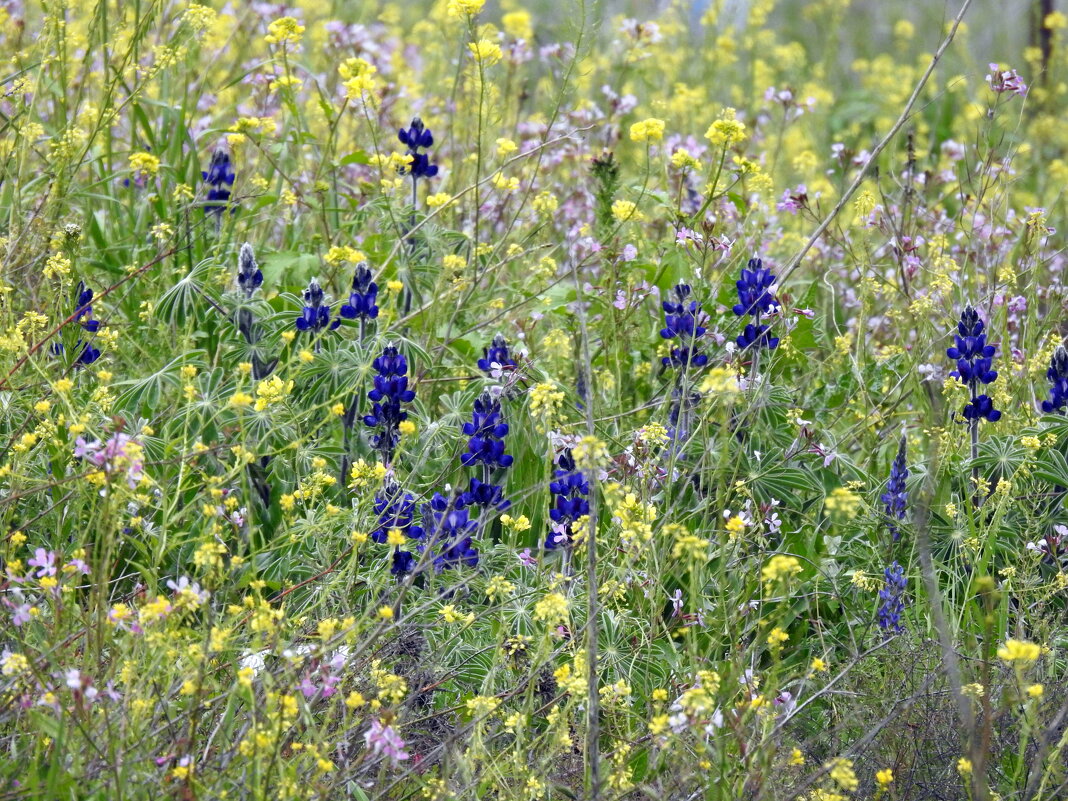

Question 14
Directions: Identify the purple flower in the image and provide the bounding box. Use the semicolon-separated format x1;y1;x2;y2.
28;548;56;578
986;63;1027;96
364;718;410;765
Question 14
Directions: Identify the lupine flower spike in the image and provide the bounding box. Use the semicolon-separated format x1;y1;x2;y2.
877;562;906;636
371;478;424;575
203;148;236;216
545;449;590;550
461;392;513;470
733;258;780;351
660;284;708;369
52;283;102;365
881;434;908;541
947;305;1001;422
1040;345;1068;413
947;305;999;507
363;345;416;464
74;283;100;334
424;492;479;570
339;263;379;333
478;334;517;377
397;117;439;180
660;284;707;443
295;278;340;344
459;390;513;515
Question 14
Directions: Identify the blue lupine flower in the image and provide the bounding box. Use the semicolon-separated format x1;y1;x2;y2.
876;561;907;635
732;259;779;317
660;284;709;368
881;435;908;541
461;476;510;511
237;243;263;297
72;342;101;365
1041;346;1068;413
962;394;1002;422
947;306;998;385
733;259;780;351
461;392;513;469
52;283;102;365
947;306;1001;422
398;117;439;180
391;550;417;575
545;449;590;550
202;148;235;213
370;479;424;544
363;345;416;462
294;278;340;333
736;322;779;351
51;339;101;365
478;334;517;374
424;492;479;570
74;282;100;333
667;388;702;443
339;263;379;320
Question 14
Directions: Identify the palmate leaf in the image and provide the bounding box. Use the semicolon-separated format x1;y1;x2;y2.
1034;448;1068;489
154;257;219;328
746;463;821;503
112;353;198;416
974;435;1030;479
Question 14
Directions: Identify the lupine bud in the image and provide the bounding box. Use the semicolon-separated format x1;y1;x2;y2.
203;148;236;213
877;562;907;635
237;243;263;297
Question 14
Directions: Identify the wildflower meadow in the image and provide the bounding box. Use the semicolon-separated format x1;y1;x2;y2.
2;0;1068;799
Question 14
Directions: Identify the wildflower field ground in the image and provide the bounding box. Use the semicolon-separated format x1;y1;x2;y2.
1;0;1068;799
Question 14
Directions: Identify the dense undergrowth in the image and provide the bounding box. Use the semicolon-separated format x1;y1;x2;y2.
0;1;1067;799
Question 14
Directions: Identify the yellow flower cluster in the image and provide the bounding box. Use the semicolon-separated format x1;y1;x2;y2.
264;16;304;46
130;151;161;177
468;39;502;65
705;108;747;146
446;0;485;17
533;592;569;625
997;639;1041;667
762;554;802;587
629;118;665;143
